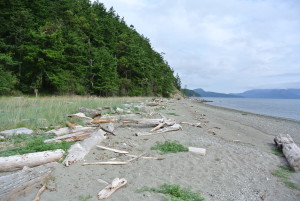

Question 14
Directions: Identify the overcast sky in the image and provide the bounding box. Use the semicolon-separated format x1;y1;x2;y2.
98;0;300;93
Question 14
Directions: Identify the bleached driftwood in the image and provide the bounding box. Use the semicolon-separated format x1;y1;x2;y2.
33;185;46;201
126;154;164;160
188;147;206;156
107;123;115;132
79;107;102;118
46;126;92;136
67;112;92;120
44;128;95;143
123;118;175;126
82;161;128;166
181;122;202;128
0;149;64;172
63;129;106;166
92;118;116;124
0;162;57;201
146;102;159;106
274;135;300;171
96;145;128;154
151;122;166;132
135;124;182;136
98;178;127;200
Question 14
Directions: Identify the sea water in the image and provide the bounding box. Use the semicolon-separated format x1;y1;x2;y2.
194;98;300;122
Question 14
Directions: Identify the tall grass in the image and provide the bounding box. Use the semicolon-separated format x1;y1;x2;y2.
0;96;149;130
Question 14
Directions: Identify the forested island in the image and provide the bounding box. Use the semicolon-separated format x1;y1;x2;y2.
0;0;181;97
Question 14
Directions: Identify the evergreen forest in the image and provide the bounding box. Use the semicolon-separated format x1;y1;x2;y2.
0;0;181;97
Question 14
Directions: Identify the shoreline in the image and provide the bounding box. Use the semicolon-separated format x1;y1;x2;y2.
192;97;300;123
11;98;300;201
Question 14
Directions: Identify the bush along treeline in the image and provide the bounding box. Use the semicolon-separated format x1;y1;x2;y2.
0;0;181;97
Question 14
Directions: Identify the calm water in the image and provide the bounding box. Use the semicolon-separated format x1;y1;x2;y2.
195;98;300;122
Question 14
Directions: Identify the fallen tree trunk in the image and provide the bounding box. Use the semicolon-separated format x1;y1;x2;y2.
46;126;93;136
135;124;182;136
63;129;106;166
122;118;175;127
44;128;95;143
274;134;300;171
0;149;64;172
0;162;57;201
274;135;300;171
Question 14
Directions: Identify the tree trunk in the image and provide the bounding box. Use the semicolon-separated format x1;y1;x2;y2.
274;135;300;171
63;129;106;166
0;162;57;201
0;149;64;172
79;107;102;118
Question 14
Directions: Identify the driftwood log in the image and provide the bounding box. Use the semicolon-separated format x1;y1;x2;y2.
122;118;175;126
92;118;116;124
0;149;64;172
63;129;106;166
79;107;102;118
274;134;300;171
44;128;95;143
135;123;182;136
98;178;127;200
0;162;57;201
46;126;93;136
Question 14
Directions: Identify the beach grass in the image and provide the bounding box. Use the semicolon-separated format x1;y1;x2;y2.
0;96;149;131
271;166;298;190
0;133;74;157
151;141;188;154
137;183;204;201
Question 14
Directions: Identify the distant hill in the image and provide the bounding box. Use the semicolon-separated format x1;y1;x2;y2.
193;88;241;98
232;89;300;99
182;89;201;97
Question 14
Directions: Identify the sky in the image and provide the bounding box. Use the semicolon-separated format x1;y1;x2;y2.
97;0;300;93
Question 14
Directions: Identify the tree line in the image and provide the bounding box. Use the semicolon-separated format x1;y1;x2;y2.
0;0;181;97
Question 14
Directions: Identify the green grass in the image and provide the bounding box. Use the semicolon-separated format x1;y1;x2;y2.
137;184;204;201
271;167;299;190
151;141;188;154
0;96;149;130
271;148;284;156
78;194;92;201
0;134;74;157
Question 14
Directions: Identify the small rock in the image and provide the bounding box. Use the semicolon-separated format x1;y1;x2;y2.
0;127;34;137
0;135;4;140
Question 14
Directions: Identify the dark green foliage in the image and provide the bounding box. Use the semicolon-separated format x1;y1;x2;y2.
0;134;74;157
181;89;201;97
0;0;179;97
137;184;205;201
151;141;188;154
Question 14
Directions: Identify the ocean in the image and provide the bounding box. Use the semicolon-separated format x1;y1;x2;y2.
194;97;300;122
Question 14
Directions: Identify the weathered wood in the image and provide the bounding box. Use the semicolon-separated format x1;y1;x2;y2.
274;135;300;171
46;126;93;136
181;122;202;128
107;123;115;132
126;154;164;160
33;185;46;201
122;118;164;126
135;124;182;136
44;128;95;143
63;129;106;166
67;112;93;120
0;149;64;172
98;178;127;200
79;107;102;118
146;102;159;106
82;161;128;166
92;118;116;124
0;162;57;201
96;145;128;154
66;121;76;129
188;147;206;156
151;122;166;132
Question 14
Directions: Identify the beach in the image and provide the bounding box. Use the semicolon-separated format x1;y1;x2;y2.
13;98;300;201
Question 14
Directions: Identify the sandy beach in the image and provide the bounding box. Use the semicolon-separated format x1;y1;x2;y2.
13;98;300;201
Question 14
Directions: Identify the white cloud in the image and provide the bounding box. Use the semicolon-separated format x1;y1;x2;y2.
97;0;300;93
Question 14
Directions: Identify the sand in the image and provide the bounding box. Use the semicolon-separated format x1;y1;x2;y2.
12;98;300;201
